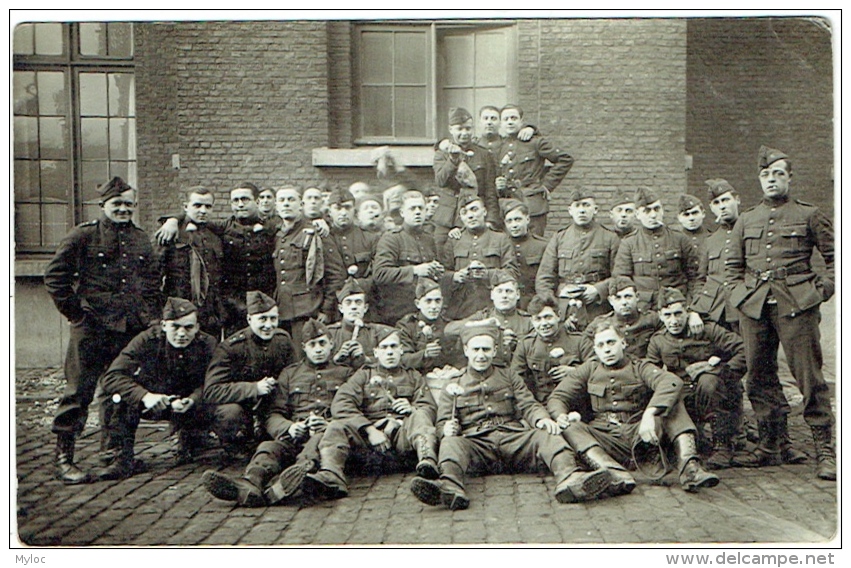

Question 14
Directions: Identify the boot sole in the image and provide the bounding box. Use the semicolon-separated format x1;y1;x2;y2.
441;490;470;510
607;475;637;498
56;470;95;485
202;470;240;501
302;474;348;501
265;461;313;505
410;477;444;506
556;469;613;503
683;474;720;493
416;460;440;481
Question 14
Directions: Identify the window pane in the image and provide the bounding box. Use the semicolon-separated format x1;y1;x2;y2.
83;204;102;223
14;23;34;55
474;88;507;115
80;73;108;116
37;72;67;115
14;72;38;116
361;32;393;84
81;117;109;159
79;23;107;56
16;204;42;247
41;160;71;202
109;118;135;160
82;161;110;202
34;23;65;56
14;117;39;159
42;205;70;247
443;89;474;117
40;117;69;160
395;87;427;138
14;160;40;201
395;32;427;84
443;35;474;87
361;86;393;137
475;31;509;86
108;23;133;57
109;73;135;116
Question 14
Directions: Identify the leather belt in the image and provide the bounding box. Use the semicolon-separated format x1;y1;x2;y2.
747;264;809;281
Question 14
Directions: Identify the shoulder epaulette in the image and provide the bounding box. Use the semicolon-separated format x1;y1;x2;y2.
228;332;247;344
80;219;98;227
516;309;530;317
795;199;816;207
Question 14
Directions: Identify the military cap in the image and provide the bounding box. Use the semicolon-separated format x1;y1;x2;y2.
97;176;133;203
678;194;703;214
162;297;197;320
246;290;277;315
326;187;356;206
374;325;401;346
420;186;437;198
301;318;329;342
459;321;501;346
527;294;559;317
448;107;473;126
459;193;484;210
704;178;736;200
610;188;635;208
656;287;687;310
634;187;660;209
567;186;596;205
500;198;526;217
355;193;383;209
758;145;789;170
336;278;367;302
490;269;518;288
415;277;441;299
608;276;637;296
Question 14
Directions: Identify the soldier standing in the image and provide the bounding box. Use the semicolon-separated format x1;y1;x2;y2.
726;146;835;480
502;199;548;310
44;177;161;484
674;194;711;273
606;188;638;240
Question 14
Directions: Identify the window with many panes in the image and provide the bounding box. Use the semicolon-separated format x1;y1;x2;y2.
354;22;518;145
13;22;135;254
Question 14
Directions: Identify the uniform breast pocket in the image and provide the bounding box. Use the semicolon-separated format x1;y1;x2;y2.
778;224;809;255
486;386;516;413
483;246;503;268
743;228;763;256
661;353;680;372
589;248;610;272
706;249;722;273
289;386;310;407
633;255;653;276
557;249;575;275
663;249;682;273
453;243;471;264
88;245;115;265
394;385;415;400
586;380;607;400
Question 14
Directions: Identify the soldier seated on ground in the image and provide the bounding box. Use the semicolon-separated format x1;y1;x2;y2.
299;327;439;501
549;320;720;494
202;291;298;462
409;323;613;511
646;288;758;470
202;319;352;507
97;298;218;480
396;277;465;373
510;294;583;404
327;278;396;368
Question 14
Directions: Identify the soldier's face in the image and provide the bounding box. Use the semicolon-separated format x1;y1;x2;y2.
449;120;474;145
257;190;275;215
464;335;496;372
593;328;627;367
374;333;402;370
338;293;368;323
491;282;520;312
759;160;792;199
303;335;333;365
161;312;200;349
231;188;259;219
710;192;740;224
424;195;440;219
659;302;688;336
610;203;636;230
677;205;706;232
461;200;487;230
247;308;279;340
400;197;426;228
102;189;136;224
531;306;559;339
276;188;301;220
568;198;598;226
480;109;500;135
504;208;530;238
357;200;383;230
303;188;324;219
636;201;664;229
609;287;638;317
184;192;214;224
415;288;444;321
501;108;523;135
349;182;371;200
329;201;355;229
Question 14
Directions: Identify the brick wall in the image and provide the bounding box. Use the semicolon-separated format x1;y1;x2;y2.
686;17;834;216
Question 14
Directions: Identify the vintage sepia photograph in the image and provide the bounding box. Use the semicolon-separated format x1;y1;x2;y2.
10;9;839;552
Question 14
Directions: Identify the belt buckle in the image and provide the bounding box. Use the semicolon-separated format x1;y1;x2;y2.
607;412;621;426
759;270;772;282
775;267;788;279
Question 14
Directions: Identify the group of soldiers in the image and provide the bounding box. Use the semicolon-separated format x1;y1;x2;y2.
40;102;835;515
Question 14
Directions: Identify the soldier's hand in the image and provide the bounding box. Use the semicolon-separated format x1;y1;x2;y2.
348;341;365;359
170;397;195;414
443;419;461;438
536;418;561;436
413;262;436;278
391;397;413;415
548;365;574;381
427;261;445;280
288;421;308;440
142;393;172;412
453;267;470;284
424;341;442;358
312;218;330;238
306;414;327;432
256;377;277;396
638;409;660;445
687;311;704;335
365;425;391;452
517;126;535;141
580;284;599;304
448;227;463;240
437;139;453;153
154;218;180;245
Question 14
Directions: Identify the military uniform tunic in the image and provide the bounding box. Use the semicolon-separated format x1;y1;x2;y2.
508;232;548;310
326;320;396;369
510;327;584;403
44;216;161;434
433;144;500;230
396;312;465;372
673;225;712;273
691;221;739;327
579;310;663;362
444;307;532;368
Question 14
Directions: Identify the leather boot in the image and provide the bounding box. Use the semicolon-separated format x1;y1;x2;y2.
752;418;783;466
175;429;200;466
202;466;269;507
778;416;808;464
301;446;349;500
265;458;317;505
96;432;140;481
414;434;439;480
811;425;836;481
707;414;758;469
582;446;636;496
411;460;470;510
55;433;93;485
551;450;613;504
675;433;720;492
